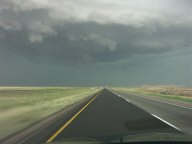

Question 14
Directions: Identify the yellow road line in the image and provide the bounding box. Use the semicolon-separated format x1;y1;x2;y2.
47;90;103;143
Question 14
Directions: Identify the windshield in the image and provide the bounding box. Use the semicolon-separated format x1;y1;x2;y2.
0;0;192;144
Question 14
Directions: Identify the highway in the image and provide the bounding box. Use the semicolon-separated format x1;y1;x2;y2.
47;89;182;143
2;88;191;144
112;90;192;137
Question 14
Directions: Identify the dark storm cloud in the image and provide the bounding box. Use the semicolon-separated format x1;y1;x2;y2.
0;0;192;64
0;0;192;86
1;22;192;64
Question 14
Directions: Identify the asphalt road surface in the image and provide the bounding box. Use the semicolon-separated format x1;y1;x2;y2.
2;88;188;144
48;89;182;142
112;90;192;137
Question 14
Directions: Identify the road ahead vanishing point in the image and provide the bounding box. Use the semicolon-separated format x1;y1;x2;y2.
3;88;191;144
51;89;182;141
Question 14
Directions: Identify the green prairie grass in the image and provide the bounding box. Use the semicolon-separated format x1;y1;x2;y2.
0;87;99;139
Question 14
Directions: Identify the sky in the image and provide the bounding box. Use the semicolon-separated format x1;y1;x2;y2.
0;0;192;87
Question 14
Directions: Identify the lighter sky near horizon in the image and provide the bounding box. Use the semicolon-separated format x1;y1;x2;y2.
0;0;192;87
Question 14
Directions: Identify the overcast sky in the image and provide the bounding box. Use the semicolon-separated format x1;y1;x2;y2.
0;0;192;87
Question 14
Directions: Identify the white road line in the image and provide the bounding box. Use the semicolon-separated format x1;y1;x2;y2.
151;114;182;131
111;91;131;103
130;93;192;110
156;101;192;110
112;90;182;131
126;99;131;102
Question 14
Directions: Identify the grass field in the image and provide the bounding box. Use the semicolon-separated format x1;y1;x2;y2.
0;87;100;139
113;86;192;103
